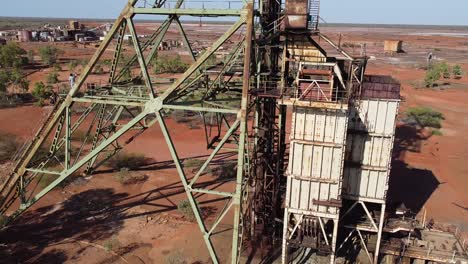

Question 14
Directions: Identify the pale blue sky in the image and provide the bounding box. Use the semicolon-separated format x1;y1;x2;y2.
0;0;467;26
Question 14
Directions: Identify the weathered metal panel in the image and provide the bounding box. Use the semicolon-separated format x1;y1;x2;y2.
284;0;309;29
286;177;340;215
344;99;399;201
289;142;344;181
348;100;399;135
286;106;348;215
345;134;393;168
343;168;388;200
291;107;348;143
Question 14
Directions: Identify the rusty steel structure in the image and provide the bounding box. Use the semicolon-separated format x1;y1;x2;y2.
2;0;466;263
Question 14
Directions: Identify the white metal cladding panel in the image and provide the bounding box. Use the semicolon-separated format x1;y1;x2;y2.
348;100;399;135
343;168;388;200
291;107;348;143
289;142;344;181
286;177;340;215
345;134;394;168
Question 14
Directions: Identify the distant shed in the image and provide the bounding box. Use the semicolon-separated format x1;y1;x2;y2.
384;40;403;54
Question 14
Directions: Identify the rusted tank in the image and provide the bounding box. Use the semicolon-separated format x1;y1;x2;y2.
284;0;309;29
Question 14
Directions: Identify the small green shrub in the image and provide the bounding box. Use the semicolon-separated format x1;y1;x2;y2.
46;71;59;84
107;152;147;170
431;129;443;136
114;168;147;185
38;46;61;66
101;59;112;67
184;159;205;169
53;64;62;72
177;199;195;221
452;65;463;77
18;79;30;92
32;82;52;99
436;62;451;79
212;162;237;180
34;98;45;107
165;251;187;264
424;66;442;87
406;107;444;129
93;64;104;74
103;236;120;252
152;55;188;74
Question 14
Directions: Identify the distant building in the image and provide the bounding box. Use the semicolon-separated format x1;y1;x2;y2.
384;40;403;54
18;30;32;42
0;38;6;46
69;20;82;31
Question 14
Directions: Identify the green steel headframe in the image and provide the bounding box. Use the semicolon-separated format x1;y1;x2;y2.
0;0;256;263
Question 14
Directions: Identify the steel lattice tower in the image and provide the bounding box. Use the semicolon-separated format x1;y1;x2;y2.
0;1;401;263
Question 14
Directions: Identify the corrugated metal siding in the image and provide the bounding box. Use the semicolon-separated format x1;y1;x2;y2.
286;107;348;215
291;107;347;143
287;177;341;214
348;100;398;135
343;99;399;201
343;168;388;200
345;134;393;167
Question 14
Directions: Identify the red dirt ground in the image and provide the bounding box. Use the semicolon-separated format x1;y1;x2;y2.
0;23;467;263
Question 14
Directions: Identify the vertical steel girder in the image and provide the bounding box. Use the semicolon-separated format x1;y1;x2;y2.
1;1;255;264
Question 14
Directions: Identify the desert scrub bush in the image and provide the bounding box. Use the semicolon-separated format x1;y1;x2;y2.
165;251;187;264
107;152;147;170
171;110;192;123
53;63;62;72
177;199;195;221
114;168;147;185
184;158;205;169
452;64;463;77
103;236;121;252
0;132;20;163
93;63;104;74
405;107;444;129
152;55;188;74
32;82;52;100
212;162;237;180
46;71;59;84
436;62;451;79
424;66;442;87
38;46;61;66
431;129;443;136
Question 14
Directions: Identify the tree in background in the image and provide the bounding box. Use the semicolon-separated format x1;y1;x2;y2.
46;71;59;84
0;43;27;68
38;46;61;66
0;43;28;93
32;81;52;101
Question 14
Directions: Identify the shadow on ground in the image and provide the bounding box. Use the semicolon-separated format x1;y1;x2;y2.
387;123;441;215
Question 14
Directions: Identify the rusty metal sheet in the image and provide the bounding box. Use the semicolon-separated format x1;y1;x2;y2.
285;0;308;29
